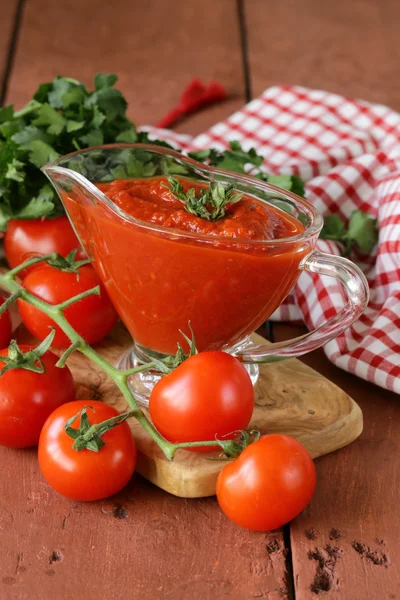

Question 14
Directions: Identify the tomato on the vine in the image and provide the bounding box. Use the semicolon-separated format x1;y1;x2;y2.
18;264;119;348
38;401;136;501
216;434;316;531
0;297;12;348
149;351;254;452
4;217;84;277
0;345;75;448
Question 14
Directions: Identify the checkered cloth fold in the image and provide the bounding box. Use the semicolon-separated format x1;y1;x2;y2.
143;86;400;394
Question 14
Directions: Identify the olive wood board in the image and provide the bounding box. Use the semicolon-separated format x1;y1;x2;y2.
16;323;363;499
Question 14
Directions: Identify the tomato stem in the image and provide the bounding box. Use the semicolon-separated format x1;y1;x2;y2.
43;249;92;273
4;253;58;279
0;291;21;314
56;341;81;368
54;286;100;311
0;264;231;460
0;330;56;375
65;406;137;452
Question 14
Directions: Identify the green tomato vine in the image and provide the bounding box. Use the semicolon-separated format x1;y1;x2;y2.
0;254;255;460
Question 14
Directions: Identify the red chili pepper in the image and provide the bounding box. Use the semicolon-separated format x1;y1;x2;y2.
156;79;227;129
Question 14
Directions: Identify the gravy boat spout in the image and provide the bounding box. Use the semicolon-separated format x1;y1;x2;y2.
42;143;368;407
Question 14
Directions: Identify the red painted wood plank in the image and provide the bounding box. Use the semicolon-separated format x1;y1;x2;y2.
0;450;290;599
7;0;246;135
0;1;18;98
274;324;400;599
246;0;400;111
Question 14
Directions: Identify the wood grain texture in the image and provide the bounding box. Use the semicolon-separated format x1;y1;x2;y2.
246;0;400;595
0;0;17;98
246;0;400;110
6;0;245;135
16;323;361;498
0;444;290;600
274;324;400;600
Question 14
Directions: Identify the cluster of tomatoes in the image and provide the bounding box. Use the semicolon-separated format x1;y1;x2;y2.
0;216;316;532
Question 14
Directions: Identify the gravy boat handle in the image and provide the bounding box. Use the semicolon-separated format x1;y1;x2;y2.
236;251;369;363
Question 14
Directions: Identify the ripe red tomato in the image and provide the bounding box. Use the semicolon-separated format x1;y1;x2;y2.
18;264;119;348
216;434;316;531
4;217;84;277
149;351;254;452
38;400;136;501
0;346;75;448
0;297;12;348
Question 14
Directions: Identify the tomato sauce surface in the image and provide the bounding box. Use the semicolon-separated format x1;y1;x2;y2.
96;177;302;241
64;176;313;355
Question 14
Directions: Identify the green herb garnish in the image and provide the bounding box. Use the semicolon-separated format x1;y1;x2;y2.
189;141;305;198
320;209;378;256
0;76;307;230
0;74;172;230
165;176;243;221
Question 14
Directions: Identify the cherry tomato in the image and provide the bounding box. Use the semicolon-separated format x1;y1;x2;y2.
4;217;84;277
0;297;12;348
38;400;136;501
216;434;316;531
18;264;119;348
0;346;75;448
149;351;254;452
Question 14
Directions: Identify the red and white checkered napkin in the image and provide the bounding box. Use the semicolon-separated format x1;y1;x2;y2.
143;86;400;394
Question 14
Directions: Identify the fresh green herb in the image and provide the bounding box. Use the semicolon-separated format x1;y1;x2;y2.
0;74;174;230
189;141;263;173
0;75;306;230
189;141;305;198
165;176;243;221
320;209;378;256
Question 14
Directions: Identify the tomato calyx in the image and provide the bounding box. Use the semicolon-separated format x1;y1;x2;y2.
213;430;261;460
0;329;56;376
42;249;91;274
65;406;135;452
153;323;198;374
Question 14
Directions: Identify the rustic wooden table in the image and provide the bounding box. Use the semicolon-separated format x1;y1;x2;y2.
1;1;400;598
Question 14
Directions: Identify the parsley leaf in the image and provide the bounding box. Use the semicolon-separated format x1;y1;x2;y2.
0;74;309;232
111;155;156;179
26;140;60;168
0;73;136;230
189;142;305;199
347;210;379;253
32;104;66;135
94;73;118;90
165;176;243;221
320;210;378;256
0;106;14;123
189;141;263;175
5;158;25;182
16;185;56;219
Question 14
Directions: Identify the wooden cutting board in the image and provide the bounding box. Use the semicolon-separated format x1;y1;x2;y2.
16;323;363;498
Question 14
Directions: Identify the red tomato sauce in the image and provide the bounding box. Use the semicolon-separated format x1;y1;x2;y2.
64;176;312;355
96;178;301;241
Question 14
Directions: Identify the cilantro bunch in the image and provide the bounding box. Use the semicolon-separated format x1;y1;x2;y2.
0;73;141;229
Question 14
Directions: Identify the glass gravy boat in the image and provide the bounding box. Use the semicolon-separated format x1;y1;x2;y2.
42;144;369;405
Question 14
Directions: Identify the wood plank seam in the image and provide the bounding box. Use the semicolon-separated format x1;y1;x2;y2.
238;3;301;595
0;0;26;105
236;0;253;103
